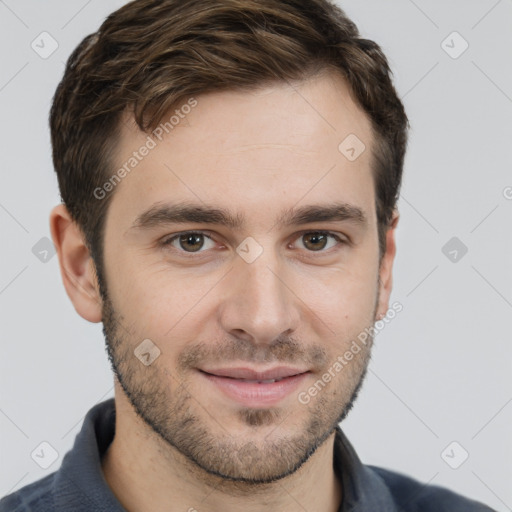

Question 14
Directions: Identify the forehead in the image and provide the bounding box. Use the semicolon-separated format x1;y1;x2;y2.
108;71;376;231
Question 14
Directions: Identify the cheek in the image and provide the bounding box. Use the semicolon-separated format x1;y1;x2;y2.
299;261;379;313
109;263;221;339
299;266;379;353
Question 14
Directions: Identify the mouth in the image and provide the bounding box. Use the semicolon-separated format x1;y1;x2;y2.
197;366;311;407
200;366;308;380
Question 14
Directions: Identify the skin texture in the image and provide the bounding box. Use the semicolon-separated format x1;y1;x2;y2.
50;70;398;512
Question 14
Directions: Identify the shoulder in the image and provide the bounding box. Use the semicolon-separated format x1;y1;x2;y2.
0;473;56;512
368;465;496;511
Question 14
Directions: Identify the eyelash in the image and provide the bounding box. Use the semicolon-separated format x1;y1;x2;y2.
160;230;347;257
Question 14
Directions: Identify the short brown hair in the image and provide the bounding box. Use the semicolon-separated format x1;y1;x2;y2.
50;0;408;285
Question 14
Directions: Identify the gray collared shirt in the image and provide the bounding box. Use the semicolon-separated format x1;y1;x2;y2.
0;399;495;511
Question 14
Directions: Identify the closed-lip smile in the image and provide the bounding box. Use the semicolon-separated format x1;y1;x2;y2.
198;366;311;406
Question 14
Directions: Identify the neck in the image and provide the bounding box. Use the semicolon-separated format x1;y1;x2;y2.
101;391;342;512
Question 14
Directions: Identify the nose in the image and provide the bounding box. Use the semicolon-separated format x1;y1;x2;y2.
217;246;301;347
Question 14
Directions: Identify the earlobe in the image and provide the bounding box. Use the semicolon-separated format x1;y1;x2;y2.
376;210;399;320
49;204;103;323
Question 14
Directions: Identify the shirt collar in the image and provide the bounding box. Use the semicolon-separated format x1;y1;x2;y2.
333;424;399;511
52;398;398;512
53;398;124;511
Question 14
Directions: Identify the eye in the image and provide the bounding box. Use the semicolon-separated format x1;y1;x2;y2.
161;231;216;253
160;230;346;257
293;231;345;252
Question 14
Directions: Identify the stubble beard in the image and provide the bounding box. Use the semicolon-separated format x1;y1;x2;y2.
100;285;376;489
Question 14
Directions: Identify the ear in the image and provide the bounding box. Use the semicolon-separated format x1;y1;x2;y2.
376;210;399;320
49;204;103;323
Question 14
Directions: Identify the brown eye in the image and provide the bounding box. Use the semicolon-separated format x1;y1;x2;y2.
295;231;343;252
302;232;328;251
162;232;216;254
178;233;204;252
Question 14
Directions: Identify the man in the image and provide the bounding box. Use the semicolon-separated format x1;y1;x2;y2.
0;0;495;510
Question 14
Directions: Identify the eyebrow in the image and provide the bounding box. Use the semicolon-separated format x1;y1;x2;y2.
130;201;368;232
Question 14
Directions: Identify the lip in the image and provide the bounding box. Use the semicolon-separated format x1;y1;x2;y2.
199;367;310;407
200;366;309;381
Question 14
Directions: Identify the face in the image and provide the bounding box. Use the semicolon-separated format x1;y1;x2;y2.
98;71;395;483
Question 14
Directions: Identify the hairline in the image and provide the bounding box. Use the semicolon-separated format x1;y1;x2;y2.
89;70;389;288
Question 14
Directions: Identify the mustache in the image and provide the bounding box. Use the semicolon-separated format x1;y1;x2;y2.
177;336;328;371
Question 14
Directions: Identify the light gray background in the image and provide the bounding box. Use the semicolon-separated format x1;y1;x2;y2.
1;0;511;510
